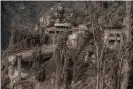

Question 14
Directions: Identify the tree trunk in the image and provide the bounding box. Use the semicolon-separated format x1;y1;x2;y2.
54;38;71;89
120;59;130;89
120;1;132;89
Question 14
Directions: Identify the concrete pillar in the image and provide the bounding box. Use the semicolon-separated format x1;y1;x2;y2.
16;55;22;89
17;55;21;81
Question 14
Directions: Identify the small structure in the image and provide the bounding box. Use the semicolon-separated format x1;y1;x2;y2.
103;27;127;49
47;23;72;44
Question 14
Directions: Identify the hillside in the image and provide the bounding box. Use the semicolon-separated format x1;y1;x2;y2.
1;1;133;89
1;1;126;51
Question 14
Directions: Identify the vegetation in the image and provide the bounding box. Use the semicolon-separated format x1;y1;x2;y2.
1;1;133;89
